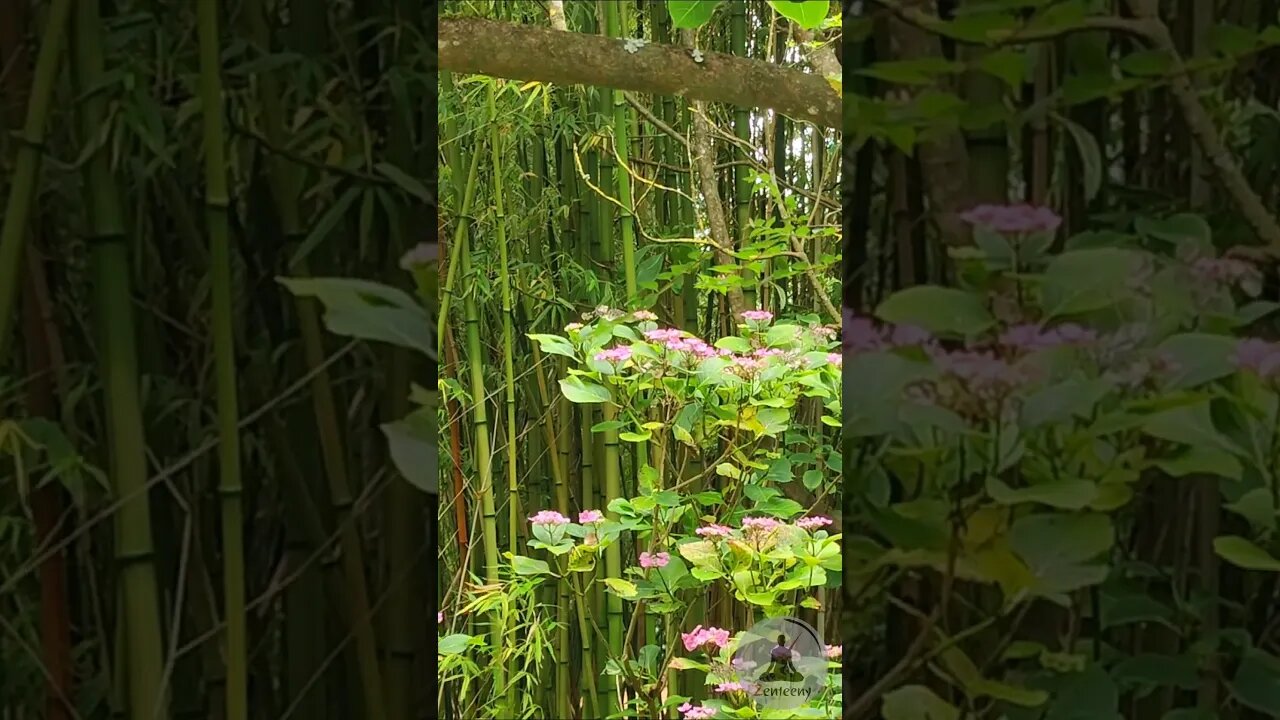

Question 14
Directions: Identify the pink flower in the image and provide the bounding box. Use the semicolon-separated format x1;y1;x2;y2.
644;328;686;343
681;625;731;652
844;311;885;353
1000;323;1097;352
578;509;604;524
796;516;833;530
741;516;782;533
889;325;932;347
528;510;570;526
678;703;718;720
825;644;842;659
741;310;774;323
695;523;733;538
594;345;633;363
960;203;1062;234
1234;338;1280;378
639;551;670;569
714;681;754;694
438;611;444;624
827;353;843;366
632;310;658;321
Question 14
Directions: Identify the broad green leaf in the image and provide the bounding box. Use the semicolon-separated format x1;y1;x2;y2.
1039;248;1141;318
1233;649;1280;715
438;633;479;655
603;578;639;598
668;0;722;28
882;685;959;720
382;409;436;494
1153;446;1241;481
1134;213;1212;252
977;47;1028;88
1155;333;1239;389
527;333;576;358
1214;535;1280;571
279;277;433;356
766;0;828;29
559;376;612;404
858;58;963;85
875;285;994;336
511;555;552;576
986;477;1097;510
1142;402;1247;458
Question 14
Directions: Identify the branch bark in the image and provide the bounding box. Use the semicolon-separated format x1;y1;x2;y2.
438;17;840;129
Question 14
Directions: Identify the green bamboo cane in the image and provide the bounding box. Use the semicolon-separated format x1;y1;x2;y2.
72;2;168;716
605;0;638;301
195;3;248;717
0;0;71;364
731;0;755;308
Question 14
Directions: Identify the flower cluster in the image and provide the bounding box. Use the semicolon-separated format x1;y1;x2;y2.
796;515;833;531
595;345;634;363
998;323;1097;352
960;203;1062;234
741;309;774;323
578;509;605;524
682;625;731;653
528;510;570;526
639;551;671;569
678;703;717;720
741;516;783;534
715;680;758;694
843;311;933;355
1233;338;1280;379
824;644;842;659
696;523;733;538
1191;257;1262;293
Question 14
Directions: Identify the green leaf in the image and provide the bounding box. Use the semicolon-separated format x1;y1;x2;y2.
279;277;433;356
977;47;1028;88
986;477;1097;510
1142;402;1247;458
882;685;959;720
376;162;433;203
1154;446;1241;481
802;469;823;490
1054;113;1102;202
437;633;479;655
1234;649;1280;715
668;0;722;29
289;186;361;270
1039;249;1141;318
527;333;576;359
1010;513;1113;595
766;0;828;29
603;578;639;598
619;430;652;443
859;58;963;85
559;377;612;404
1155;333;1239;389
382;410;436;494
511;555;552;576
1213;535;1280;571
875;285;994;336
1111;653;1198;691
1135;213;1212;252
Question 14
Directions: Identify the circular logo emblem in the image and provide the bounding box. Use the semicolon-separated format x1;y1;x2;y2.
729;616;826;711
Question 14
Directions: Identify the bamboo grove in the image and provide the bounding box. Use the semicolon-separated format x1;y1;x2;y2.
438;1;843;718
0;1;434;718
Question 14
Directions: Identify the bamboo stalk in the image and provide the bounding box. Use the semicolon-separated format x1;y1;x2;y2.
72;2;169;715
0;0;72;363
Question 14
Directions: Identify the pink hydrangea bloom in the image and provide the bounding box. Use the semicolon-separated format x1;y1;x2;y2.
741;516;782;532
578;509;604;524
595;345;633;363
438;611;444;624
742;310;774;322
827;353;843;366
695;523;733;538
528;510;570;526
825;644;842;659
960;203;1062;234
678;703;717;720
639;551;670;569
1233;338;1280;378
644;328;686;343
1000;323;1097;351
714;681;754;694
844;312;885;353
632;310;658;321
681;625;730;652
796;516;833;530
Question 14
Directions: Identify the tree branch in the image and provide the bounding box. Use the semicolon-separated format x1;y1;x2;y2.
438;17;840;129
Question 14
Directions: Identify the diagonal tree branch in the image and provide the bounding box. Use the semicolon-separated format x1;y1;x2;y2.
438;17;840;129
